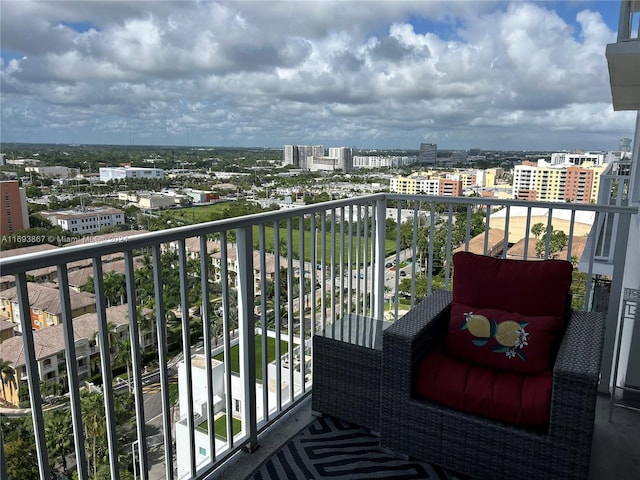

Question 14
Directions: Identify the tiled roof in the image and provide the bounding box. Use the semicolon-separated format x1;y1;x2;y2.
453;229;506;255
0;283;96;314
0;244;60;259
1;304;150;368
507;235;588;260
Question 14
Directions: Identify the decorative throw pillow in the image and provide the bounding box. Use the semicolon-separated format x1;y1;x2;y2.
452;251;573;317
446;302;565;374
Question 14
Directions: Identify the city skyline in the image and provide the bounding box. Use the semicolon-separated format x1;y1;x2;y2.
0;1;637;151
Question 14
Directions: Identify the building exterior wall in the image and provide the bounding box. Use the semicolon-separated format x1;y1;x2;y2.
99;167;164;182
0;181;29;235
439;178;462;196
43;208;124;234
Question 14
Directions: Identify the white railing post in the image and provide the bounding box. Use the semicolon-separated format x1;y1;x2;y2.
373;198;386;320
236;225;258;451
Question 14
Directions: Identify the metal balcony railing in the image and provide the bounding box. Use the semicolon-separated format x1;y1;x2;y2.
0;194;636;480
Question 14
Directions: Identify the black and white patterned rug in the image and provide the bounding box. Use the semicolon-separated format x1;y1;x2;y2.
247;416;469;479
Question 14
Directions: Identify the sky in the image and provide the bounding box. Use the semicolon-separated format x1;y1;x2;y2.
0;0;637;151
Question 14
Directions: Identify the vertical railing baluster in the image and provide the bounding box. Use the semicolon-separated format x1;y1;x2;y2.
339;208;346;330
567;210;576;262
583;213;598;311
298;216;307;392
355;206;362;317
286;218;295;400
363;205;371;316
465;204;472;251
199;235;216;464
152;245;173;480
545;208;554;259
347;205;354;319
483;204;491;256
310;215;317;338
220;234;234;447
319;212;327;334
394;203;402;320
330;209;337;334
273;224;282;411
236;225;258;451
523;206;532;261
374;198;387;321
444;205;453;288
177;240;196;477
124;250;149;480
502;206;511;258
428;203;435;294
410;203;419;310
15;274;49;479
258;225;269;421
57;265;89;480
91;260;120;480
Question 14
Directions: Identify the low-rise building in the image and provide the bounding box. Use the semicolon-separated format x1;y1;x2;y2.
40;207;125;234
99;166;164;182
0;283;96;332
0;304;154;407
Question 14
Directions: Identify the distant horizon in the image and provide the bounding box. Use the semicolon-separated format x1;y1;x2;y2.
0;140;629;155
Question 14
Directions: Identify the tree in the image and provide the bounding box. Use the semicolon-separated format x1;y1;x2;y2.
45;409;73;474
535;228;568;258
4;437;39;479
0;358;16;402
531;223;545;239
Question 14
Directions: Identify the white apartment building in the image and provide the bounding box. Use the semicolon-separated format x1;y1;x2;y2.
41;207;125;234
353;155;416;168
550;152;605;166
99;166;164;182
175;331;304;480
25;166;71;178
327;147;354;172
512;164;538;197
283;145;324;169
390;175;440;195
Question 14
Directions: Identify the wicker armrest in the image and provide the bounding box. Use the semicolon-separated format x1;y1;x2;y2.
549;309;606;437
553;310;606;383
382;290;453;399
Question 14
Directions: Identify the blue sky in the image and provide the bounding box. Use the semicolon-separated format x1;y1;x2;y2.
0;1;636;151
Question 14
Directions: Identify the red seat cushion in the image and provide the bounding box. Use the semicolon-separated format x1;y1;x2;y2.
415;347;553;426
446;303;564;374
452;251;573;317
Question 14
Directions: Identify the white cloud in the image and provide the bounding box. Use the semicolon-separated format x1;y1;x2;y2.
0;0;634;149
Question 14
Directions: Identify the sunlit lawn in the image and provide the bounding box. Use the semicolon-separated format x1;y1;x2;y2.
214;334;290;380
197;415;242;440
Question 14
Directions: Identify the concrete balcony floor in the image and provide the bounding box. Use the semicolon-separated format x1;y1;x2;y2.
208;394;640;480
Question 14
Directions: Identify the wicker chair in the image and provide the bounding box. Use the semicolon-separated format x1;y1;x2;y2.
380;289;605;480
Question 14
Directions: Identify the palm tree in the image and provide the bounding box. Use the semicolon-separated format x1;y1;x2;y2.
0;358;16;403
44;410;73;473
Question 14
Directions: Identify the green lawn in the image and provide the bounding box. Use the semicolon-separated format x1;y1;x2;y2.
214;334;290;380
197;415;242;440
253;225;398;265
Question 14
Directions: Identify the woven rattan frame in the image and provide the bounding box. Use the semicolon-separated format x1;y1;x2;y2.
380;290;605;480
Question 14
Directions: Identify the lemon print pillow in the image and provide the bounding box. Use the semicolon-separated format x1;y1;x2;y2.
446;302;566;375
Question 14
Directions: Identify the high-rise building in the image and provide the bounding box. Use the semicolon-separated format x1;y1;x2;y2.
512;161;606;204
620;137;632;152
0;181;29;235
328;147;354;172
418;143;437;164
282;145;324;169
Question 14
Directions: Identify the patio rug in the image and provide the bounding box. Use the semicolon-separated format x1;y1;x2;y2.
247;415;470;480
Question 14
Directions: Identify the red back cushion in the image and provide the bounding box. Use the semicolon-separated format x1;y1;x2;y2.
446;303;565;374
452;251;573;317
